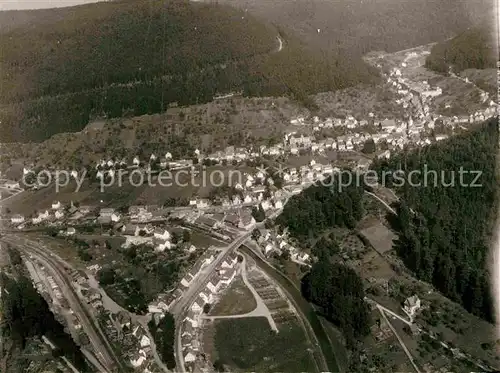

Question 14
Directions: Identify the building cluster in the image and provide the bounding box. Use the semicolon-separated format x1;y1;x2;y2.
386;63;498;131
287;61;497;158
180;252;239;368
108;311;155;369
253;228;310;264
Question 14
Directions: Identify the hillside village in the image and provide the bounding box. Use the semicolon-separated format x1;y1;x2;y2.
0;41;498;373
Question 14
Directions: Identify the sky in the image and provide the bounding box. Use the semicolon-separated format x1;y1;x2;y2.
0;0;103;11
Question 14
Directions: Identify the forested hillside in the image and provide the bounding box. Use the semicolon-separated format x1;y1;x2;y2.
0;271;89;371
222;0;494;55
372;118;498;322
276;173;365;244
425;27;497;73
0;0;377;142
302;262;371;347
277;174;369;345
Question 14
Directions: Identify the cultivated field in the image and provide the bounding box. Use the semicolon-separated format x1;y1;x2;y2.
212;317;317;372
210;275;257;316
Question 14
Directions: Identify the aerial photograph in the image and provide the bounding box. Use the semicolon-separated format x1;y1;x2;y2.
0;0;498;372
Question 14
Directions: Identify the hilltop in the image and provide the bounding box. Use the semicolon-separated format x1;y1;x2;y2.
219;0;494;55
0;0;378;143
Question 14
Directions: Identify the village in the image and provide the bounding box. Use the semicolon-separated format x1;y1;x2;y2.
0;43;498;373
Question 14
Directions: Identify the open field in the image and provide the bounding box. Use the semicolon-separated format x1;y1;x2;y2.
212;317;317;372
314;84;405;119
360;220;396;255
210;275;257;316
0;180;95;216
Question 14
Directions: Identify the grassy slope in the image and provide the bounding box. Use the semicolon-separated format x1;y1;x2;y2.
213;317;317;372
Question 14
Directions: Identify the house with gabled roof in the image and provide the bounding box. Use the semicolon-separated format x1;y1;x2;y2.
191;295;206;313
122;224;140;236
153;228;171;241
206;274;222;294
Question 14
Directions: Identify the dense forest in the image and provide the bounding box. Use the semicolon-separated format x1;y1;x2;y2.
0;271;89;371
276;173;365;245
222;0;493;55
0;0;377;142
278;173;369;346
302;262;371;347
371;118;498;322
425;27;497;73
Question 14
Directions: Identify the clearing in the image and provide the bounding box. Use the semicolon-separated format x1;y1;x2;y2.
211;317;317;372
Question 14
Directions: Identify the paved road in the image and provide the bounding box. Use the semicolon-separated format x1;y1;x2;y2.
173;205;287;372
1;234;124;373
364;297;412;326
276;35;283;52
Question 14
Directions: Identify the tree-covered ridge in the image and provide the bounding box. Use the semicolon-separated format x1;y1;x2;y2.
0;0;276;102
276;173;365;244
425;27;497;73
372;118;498;322
0;0;378;142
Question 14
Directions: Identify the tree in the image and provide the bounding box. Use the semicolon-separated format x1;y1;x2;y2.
251;205;266;222
98;267;116;286
362;139;376;154
203;303;211;314
301;261;370;347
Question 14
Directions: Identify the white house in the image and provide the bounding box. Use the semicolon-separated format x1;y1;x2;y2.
32;210;50;224
155;240;172;252
10;214;25;224
184;350;196;363
140;335;151;348
264;243;275;256
206;278;222;294
154;228;171;241
133;156;140;166
403;295;421;318
196;199;210;209
54;210;65;220
52;201;62;210
191;300;203;313
130;352;146;368
199;292;213;304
